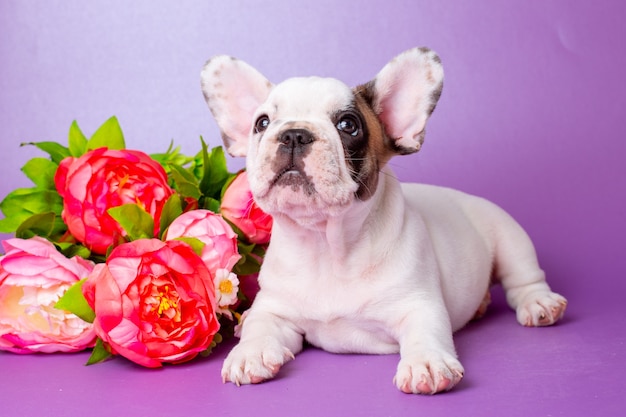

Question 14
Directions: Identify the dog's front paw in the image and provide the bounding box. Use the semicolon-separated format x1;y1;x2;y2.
393;351;464;395
516;291;567;327
221;337;295;386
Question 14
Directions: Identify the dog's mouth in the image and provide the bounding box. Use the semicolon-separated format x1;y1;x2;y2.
254;153;358;224
270;165;316;196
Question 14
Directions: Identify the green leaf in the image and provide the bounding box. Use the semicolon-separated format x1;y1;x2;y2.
199;140;230;200
86;116;125;151
21;157;58;189
189;153;205;180
68;120;88;157
0;188;63;215
150;141;195;172
169;162;197;183
15;212;66;240
202;196;221;213
233;256;262;276
169;164;201;199
21;141;70;165
86;338;114;366
0;217;22;233
57;242;92;260
200;332;223;357
158;193;183;238
54;278;95;323
150;140;177;165
107;203;155;241
0;188;63;232
172;237;206;257
233;242;264;276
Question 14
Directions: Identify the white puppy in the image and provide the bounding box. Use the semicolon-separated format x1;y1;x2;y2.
200;47;567;394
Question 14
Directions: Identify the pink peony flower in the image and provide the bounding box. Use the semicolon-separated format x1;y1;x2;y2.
164;209;241;275
55;147;174;254
220;171;273;244
82;239;219;367
0;237;96;353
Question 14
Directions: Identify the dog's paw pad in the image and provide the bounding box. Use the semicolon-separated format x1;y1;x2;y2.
221;338;295;386
517;291;567;327
393;352;464;395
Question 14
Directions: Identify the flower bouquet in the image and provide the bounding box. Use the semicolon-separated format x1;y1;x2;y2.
0;116;272;367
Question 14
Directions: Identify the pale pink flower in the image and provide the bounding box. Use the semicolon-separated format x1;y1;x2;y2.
0;237;96;353
164;209;241;274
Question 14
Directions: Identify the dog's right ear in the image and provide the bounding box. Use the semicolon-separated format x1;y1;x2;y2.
201;56;273;157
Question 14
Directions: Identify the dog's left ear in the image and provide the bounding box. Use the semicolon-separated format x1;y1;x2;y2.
360;47;444;154
201;56;273;157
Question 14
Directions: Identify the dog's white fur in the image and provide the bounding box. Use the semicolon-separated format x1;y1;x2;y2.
201;47;567;394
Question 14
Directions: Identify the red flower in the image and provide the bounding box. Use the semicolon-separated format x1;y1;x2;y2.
221;171;272;244
82;239;219;367
55;148;174;254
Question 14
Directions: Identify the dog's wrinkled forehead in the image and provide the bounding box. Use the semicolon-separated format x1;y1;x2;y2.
260;77;354;120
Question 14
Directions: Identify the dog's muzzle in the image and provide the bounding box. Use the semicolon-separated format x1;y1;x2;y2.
271;128;316;193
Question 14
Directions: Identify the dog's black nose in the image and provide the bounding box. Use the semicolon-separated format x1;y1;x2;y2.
278;129;314;148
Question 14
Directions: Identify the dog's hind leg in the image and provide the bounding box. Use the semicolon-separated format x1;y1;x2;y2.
490;209;567;327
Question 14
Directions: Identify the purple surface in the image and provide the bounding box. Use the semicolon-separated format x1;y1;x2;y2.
1;1;625;416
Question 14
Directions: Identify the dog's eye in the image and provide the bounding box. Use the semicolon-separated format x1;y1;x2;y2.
254;115;270;133
336;116;359;137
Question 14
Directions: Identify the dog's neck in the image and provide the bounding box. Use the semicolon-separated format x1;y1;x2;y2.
268;167;405;263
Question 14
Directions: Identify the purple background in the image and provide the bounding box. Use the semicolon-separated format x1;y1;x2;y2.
1;1;625;416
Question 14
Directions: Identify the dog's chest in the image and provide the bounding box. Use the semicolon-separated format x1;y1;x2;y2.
300;314;400;354
288;278;401;354
261;253;408;354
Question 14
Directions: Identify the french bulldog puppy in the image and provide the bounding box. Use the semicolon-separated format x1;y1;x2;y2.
200;47;567;394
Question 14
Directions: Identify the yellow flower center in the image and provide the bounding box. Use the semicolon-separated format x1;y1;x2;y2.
219;279;234;295
156;286;178;316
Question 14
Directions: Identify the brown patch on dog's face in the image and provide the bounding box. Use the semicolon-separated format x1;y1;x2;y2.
344;84;395;200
